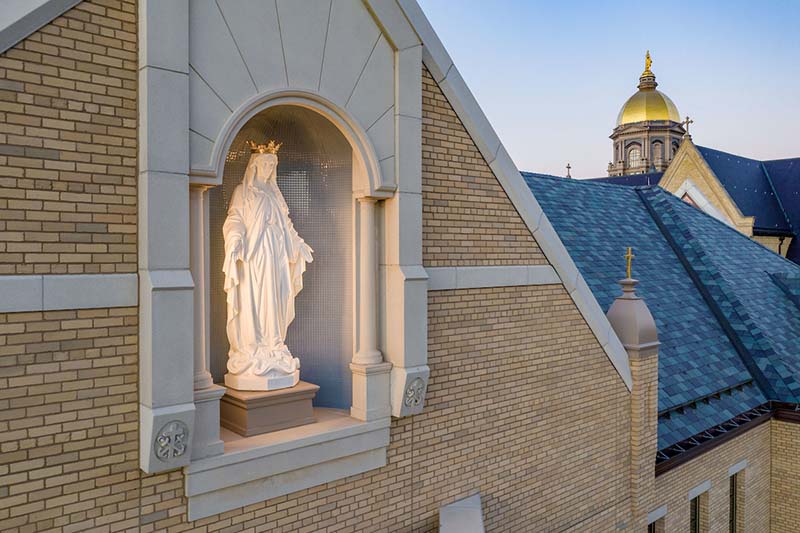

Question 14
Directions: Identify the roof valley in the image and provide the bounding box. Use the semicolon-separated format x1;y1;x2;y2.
760;162;794;233
637;187;800;403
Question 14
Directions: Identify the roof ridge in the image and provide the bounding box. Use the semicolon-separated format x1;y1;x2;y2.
521;172;659;191
696;145;762;164
637;187;800;403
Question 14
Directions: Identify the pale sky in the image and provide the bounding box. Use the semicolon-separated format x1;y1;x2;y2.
417;0;800;178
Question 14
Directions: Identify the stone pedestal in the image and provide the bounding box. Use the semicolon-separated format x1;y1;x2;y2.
220;381;319;437
224;369;299;391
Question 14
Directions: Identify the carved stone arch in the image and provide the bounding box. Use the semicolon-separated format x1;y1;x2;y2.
186;0;421;195
193;91;387;199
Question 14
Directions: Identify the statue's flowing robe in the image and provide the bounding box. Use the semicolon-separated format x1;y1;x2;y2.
222;155;311;376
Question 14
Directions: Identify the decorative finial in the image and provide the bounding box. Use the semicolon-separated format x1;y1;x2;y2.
246;139;282;154
637;51;657;90
680;116;694;136
624;246;635;279
566;163;572;179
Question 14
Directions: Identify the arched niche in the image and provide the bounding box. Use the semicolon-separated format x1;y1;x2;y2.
193;92;391;199
208;105;355;408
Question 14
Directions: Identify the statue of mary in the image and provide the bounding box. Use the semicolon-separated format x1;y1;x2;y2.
222;141;313;391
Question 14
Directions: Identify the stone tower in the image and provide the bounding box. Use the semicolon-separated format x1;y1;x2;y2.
608;52;685;176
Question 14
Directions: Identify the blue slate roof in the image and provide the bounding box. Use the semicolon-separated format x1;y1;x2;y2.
695;146;793;234
586;172;664;187
762;158;800;261
522;173;800;450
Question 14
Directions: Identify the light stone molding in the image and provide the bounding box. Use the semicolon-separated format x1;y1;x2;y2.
659;140;755;236
185;409;390;520
0;274;137;313
139;0;427;487
728;459;748;476
398;0;632;390
139;0;196;474
439;493;485;533
185;0;422;198
687;479;712;500
0;0;81;55
426;265;560;291
673;178;733;227
647;504;667;524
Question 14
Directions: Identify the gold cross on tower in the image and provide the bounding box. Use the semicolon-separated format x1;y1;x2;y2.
624;247;635;279
680;115;694;134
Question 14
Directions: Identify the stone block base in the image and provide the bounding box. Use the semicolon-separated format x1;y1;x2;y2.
220;381;319;437
224;369;299;391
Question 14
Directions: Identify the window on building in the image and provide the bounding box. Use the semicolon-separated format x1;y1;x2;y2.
729;473;741;532
690;496;700;533
690;493;709;533
628;146;642;168
647;519;665;533
652;141;663;163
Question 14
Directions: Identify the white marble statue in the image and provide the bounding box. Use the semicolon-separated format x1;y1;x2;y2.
222;141;313;391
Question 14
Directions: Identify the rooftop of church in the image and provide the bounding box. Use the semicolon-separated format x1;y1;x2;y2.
586;145;800;261
523;172;800;459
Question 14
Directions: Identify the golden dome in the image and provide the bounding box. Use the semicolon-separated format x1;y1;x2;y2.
616;51;680;126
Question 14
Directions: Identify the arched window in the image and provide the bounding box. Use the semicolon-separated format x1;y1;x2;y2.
628;145;642;168
652;141;664;164
672;141;680;157
209;105;353;408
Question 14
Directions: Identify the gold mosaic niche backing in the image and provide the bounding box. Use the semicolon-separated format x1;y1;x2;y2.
208;105;353;408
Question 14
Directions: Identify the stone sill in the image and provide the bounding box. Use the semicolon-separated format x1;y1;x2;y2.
184;408;390;520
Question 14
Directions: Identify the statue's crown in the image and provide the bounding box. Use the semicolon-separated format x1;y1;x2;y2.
246;139;282;154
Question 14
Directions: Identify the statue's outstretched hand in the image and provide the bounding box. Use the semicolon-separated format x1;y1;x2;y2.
299;242;313;263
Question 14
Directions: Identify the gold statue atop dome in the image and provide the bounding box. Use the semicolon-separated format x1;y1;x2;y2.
644;50;652;73
246;139;282;154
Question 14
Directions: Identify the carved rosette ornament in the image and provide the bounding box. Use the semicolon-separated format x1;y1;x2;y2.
403;377;426;407
154;421;189;461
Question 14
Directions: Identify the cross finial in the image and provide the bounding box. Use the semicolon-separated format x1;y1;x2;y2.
624;247;635;279
680;115;694;135
566;163;572;178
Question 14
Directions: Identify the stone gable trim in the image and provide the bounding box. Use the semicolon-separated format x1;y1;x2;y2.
400;0;632;390
0;273;137;312
660;139;755;236
427;265;559;291
0;0;81;54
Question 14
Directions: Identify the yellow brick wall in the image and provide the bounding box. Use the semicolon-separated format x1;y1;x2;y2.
421;68;547;267
753;235;793;257
136;286;631;532
0;0;137;275
0;308;139;532
654;422;771;533
771;420;800;532
1;288;632;532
